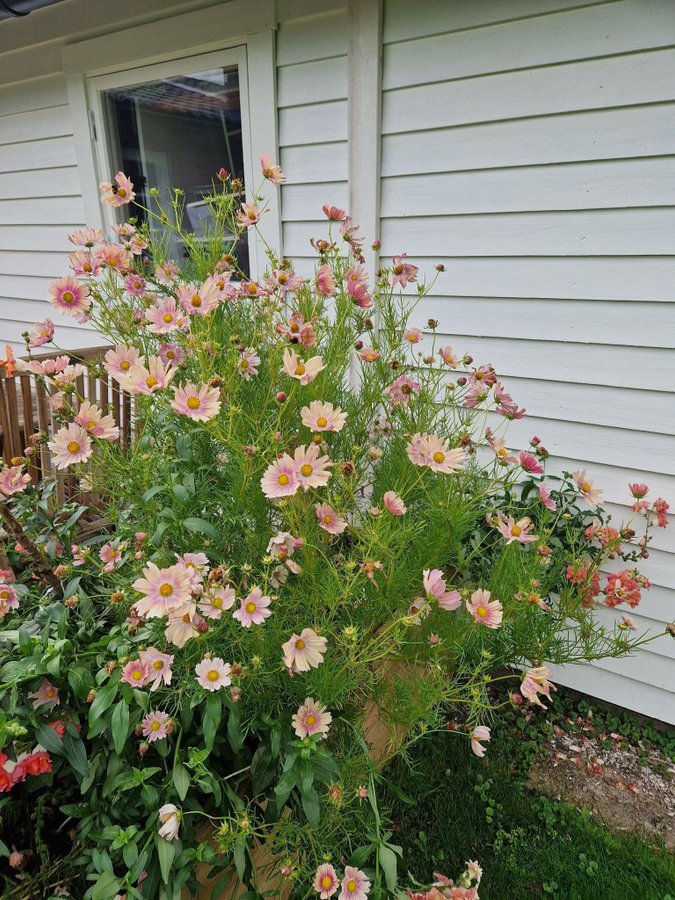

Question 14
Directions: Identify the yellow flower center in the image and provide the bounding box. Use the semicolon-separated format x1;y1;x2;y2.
66;441;80;454
316;416;328;428
305;714;316;726
581;482;591;493
162;313;174;323
476;605;488;618
118;188;127;198
247;283;257;295
212;596;223;608
300;464;313;477
182;613;191;623
86;420;96;430
152;660;164;670
159;583;173;598
62;291;74;303
146;376;158;388
278;273;288;284
132;669;143;680
247;210;257;220
511;525;522;537
321;876;333;889
120;360;131;371
347;880;357;892
432;451;445;464
497;448;507;458
207;669;220;682
245;601;257;614
187;396;201;410
240;359;249;370
150;720;161;731
278;473;290;486
401;384;411;394
191;294;202;307
83;262;92;272
45;688;56;698
295;364;306;376
295;638;306;650
323;514;333;524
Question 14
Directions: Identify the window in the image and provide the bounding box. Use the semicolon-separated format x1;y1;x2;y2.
90;49;251;272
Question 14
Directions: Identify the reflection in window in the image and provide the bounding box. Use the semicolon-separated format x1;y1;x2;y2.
102;66;248;272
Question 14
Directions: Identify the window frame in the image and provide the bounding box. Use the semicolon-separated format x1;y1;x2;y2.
61;2;279;278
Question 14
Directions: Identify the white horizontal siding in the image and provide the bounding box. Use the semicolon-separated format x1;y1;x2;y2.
382;0;675;722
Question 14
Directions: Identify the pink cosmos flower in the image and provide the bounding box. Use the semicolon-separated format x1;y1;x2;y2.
158;804;181;841
520;666;556;709
100;172;135;207
301;400;347;433
314;863;340;898
322;204;347;221
294;444;332;491
407;433;466;474
383;490;406;516
0;583;20;618
97;242;132;272
48;424;92;470
28;679;59;709
466;589;503;629
281;349;325;385
132;562;192;618
386;374;420;406
145;298;188;334
438;345;460;367
0;466;30;497
423;569;461;610
238;347;261;380
292;697;332;740
619;614;638;631
282;628;327;674
538;482;556;510
165;610;202;648
177;276;221;316
68;227;104;248
124;273;146;296
99;542;124;572
340;866;371;900
236;201;263;228
154;260;179;284
74;400;120;440
629;482;649;499
232;587;272;627
572;469;603;506
487;434;517;465
315;264;337;296
403;327;423;345
470;726;491;758
139;648;174;691
261;454;300;499
121;659;150;688
120;356;176;396
141;710;171;742
159;343;185;367
199;586;236;620
23;355;69;377
519;451;544;475
171;382;221;422
496;514;538;545
104;345;142;381
260;153;286;184
391;253;419;288
358;347;380;363
48;276;91;317
315;502;347;535
653;497;670;528
27;318;55;348
195;656;232;691
69;249;101;276
340;217;364;251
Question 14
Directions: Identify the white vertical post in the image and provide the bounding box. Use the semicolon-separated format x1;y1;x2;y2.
347;0;383;280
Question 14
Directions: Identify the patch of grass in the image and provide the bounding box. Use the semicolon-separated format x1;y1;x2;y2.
382;689;675;899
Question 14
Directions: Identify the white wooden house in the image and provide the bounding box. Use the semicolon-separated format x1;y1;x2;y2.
0;0;673;722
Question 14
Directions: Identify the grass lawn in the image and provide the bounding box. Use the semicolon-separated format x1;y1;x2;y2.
383;689;675;899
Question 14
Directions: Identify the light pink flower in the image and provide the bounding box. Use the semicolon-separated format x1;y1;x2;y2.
538;482;556;510
124;273;146;296
28;679;59;709
158;804;181;841
281;349;325;385
236;201;263;228
438;345;459;367
383;491;406;516
403;327;422;345
619;614;638;631
423;569;461;610
139;648;174;691
407;433;466;474
315;264;337;296
121;659;150;688
97;243;132;272
199;586;236;620
519;451;544;475
195;656;232;691
120;356;176;396
177;276;221;316
74;400;120;440
48;276;91;317
68;227;104;248
171;382;221;422
358;347;380;363
301;401;347;433
495;514;538;545
159;343;185;367
165;610;201;648
99;542;124;572
314;863;340;898
315;502;347;535
386;374;420;406
154;261;179;285
23;355;69;377
322;204;346;221
238;347;261;380
470;725;491;758
292;697;332;740
260;153;286;184
145;298;188;334
466;589;503;629
520;666;556;709
100;172;135;206
232;587;272;627
0;466;30;497
340;866;370;900
261;454;300;499
0;583;20;618
282;628;327;674
391;253;419;288
294;444;332;491
573;469;603;506
132;562;192;618
629;482;649;499
141;710;171;742
27;318;55;348
488;435;517;465
48;424;92;469
104;345;141;381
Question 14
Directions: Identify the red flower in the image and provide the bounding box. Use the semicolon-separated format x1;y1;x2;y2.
23;750;52;777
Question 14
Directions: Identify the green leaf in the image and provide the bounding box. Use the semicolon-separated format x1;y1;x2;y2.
142;484;167;503
175;433;192;461
156;836;175;884
172;484;191;503
227;703;244;752
378;843;398;893
184;517;218;540
18;626;32;655
35;721;64;755
203;693;221;751
173;762;190;801
233;840;246;881
68;665;95;701
88;680;119;731
111;699;130;756
300;783;320;827
92;870;122;900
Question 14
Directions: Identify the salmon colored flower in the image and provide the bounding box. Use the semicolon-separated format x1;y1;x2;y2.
132;562;192;618
386;374;420;406
238;347;260;380
74;400;120;440
628;483;649;499
171;382;221;422
233;587;272;627
124;273;146;296
68;227;104;247
573;468;603;506
145;298;188;334
301;400;347;433
281;349;325;385
282;628;327;674
48;424;92;469
139;648;174;691
358;347;380;363
120;356;176;396
653;498;670;528
495;514;538;545
292;697;332;739
520;666;556;708
0;466;30;497
236;201;262;228
322;204;346;221
470;725;491;757
518;451;544;475
195;656;232;691
48;276;91;317
104;345;142;381
391;253;419;288
383;490;406;516
141;710;171;742
538;482;556;510
260;153;285;184
438;345;459;367
294;444;332;491
315;264;337;296
423;569;461;610
165;610;201;648
261;454;300;498
155;261;179;284
315;502;347;535
466;589;503;629
100;171;135;206
177;276;222;316
27;318;55;348
407;433;465;474
28;679;59;709
121;659;150;688
403;327;422;344
199;585;236;620
159;343;184;367
0;583;20;618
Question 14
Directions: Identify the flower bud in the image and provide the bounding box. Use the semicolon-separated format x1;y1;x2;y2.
457;376;467;386
217;167;229;180
276;391;287;403
230;687;241;703
138;741;150;759
354;340;364;350
371;240;381;250
54;564;70;578
435;263;445;272
427;319;439;329
530;436;541;447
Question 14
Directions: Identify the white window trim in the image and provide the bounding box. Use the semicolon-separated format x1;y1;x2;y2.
61;0;280;279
